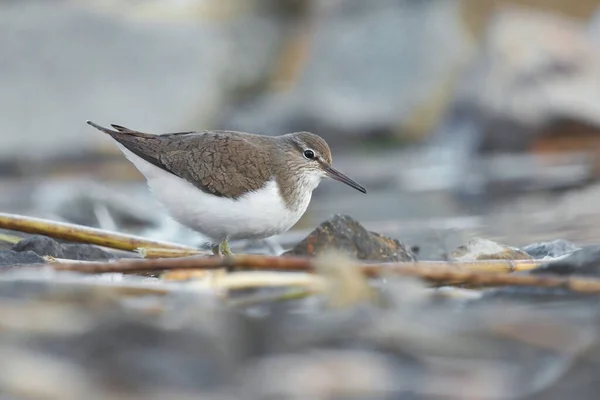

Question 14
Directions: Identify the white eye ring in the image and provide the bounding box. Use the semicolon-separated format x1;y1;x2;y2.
303;149;315;159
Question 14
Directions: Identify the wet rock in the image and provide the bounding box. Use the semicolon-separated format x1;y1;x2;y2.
451;237;532;261
522;239;581;259
12;235;115;261
283;214;415;262
0;250;45;267
531;246;600;277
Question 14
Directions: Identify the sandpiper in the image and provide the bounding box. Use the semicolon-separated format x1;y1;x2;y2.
87;121;366;256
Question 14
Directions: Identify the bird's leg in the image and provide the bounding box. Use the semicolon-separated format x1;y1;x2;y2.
220;239;233;257
210;240;233;280
211;239;233;257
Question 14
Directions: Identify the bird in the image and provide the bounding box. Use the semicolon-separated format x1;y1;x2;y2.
86;121;366;256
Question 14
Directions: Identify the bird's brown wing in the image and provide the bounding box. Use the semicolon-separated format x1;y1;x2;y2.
158;132;273;198
88;122;272;198
111;124;196;137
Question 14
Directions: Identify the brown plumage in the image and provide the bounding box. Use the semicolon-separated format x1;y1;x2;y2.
88;121;274;199
87;121;363;203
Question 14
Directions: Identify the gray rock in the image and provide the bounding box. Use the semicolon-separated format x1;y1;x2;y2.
283;214;415;262
531;246;600;277
0;250;45;266
483;245;600;300
522;239;581;259
12;235;115;261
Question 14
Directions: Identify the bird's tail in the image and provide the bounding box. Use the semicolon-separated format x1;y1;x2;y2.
86;120;153;138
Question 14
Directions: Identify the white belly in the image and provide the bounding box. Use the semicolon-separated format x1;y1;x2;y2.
116;144;311;242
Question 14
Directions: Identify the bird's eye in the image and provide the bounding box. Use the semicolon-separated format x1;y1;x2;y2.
303;149;315;159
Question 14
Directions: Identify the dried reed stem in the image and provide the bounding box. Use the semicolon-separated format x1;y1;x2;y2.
0;212;195;252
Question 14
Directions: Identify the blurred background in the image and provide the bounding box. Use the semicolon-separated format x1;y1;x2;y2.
3;4;600;398
3;0;600;258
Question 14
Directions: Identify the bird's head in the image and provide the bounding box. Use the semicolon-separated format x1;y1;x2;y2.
283;131;367;194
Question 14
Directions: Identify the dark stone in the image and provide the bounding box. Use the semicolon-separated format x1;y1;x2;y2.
530;246;600;277
0;250;45;266
13;235;63;257
12;235;115;261
522;239;580;259
283;214;415;262
63;243;116;261
410;245;420;256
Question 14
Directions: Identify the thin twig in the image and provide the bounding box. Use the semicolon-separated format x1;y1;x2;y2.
0;212;195;252
47;255;541;275
215;271;324;291
137;247;205;258
39;255;600;293
0;233;23;245
50;254;310;274
228;288;316;307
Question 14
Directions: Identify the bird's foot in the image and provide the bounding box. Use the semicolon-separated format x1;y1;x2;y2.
212;240;233;257
220;239;233;257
